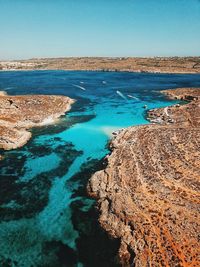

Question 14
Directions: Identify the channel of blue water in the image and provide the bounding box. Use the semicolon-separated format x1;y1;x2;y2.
0;71;200;267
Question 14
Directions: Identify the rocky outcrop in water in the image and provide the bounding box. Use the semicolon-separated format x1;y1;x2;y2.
0;91;74;150
88;88;200;266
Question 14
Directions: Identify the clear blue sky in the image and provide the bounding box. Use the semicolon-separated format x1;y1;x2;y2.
0;0;200;60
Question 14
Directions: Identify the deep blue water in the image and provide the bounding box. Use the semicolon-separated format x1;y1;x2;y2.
0;71;200;267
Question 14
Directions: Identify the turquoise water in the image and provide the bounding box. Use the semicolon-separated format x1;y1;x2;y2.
0;71;200;267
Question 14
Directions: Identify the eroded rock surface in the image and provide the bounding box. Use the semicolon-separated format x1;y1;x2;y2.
0;92;74;150
88;88;200;267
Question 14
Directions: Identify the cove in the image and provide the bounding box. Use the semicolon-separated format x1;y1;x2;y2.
0;71;200;267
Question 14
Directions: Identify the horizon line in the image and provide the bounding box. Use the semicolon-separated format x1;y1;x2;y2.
1;55;200;62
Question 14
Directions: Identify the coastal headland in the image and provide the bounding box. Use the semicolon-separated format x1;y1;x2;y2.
0;91;74;152
1;57;200;73
88;88;200;266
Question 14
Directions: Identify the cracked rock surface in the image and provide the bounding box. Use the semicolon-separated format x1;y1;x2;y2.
0;91;74;150
88;88;200;267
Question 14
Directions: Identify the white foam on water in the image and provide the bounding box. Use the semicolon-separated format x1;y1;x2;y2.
72;84;86;91
127;94;139;100
116;90;127;100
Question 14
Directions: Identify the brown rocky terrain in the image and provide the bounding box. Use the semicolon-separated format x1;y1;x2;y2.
0;91;74;151
1;57;200;73
88;88;200;266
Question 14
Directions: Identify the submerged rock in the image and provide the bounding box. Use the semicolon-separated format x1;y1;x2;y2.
88;88;200;266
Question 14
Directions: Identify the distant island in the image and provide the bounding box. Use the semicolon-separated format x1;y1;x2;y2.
1;57;200;73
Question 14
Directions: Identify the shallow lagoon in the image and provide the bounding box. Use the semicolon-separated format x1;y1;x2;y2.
0;71;200;267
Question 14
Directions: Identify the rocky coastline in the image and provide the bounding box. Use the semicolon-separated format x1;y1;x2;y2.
1;57;200;74
0;91;74;152
88;88;200;266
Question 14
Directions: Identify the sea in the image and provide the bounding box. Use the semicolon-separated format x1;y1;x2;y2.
0;70;200;267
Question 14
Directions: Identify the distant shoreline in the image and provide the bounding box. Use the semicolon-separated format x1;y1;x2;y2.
1;57;200;74
1;69;200;75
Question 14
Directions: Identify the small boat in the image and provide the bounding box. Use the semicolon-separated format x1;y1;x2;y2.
116;90;127;100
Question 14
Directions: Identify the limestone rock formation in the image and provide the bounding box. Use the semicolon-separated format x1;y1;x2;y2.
88;88;200;267
0;92;74;150
1;57;200;73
